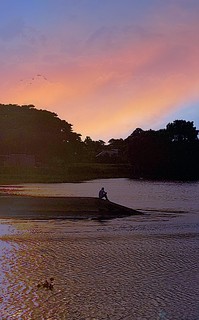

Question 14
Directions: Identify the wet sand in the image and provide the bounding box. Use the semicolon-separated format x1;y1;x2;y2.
0;195;141;220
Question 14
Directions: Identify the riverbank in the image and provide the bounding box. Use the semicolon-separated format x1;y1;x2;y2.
0;163;131;184
0;196;141;220
1;163;198;184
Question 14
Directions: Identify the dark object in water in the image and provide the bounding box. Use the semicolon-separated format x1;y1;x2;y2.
37;277;54;290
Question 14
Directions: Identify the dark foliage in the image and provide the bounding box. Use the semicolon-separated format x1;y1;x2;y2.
125;120;199;180
0;104;83;164
0;104;198;181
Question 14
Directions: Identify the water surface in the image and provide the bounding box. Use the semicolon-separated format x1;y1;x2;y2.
1;178;198;213
0;179;198;319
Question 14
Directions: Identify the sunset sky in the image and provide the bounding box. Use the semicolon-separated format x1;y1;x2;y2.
0;0;199;142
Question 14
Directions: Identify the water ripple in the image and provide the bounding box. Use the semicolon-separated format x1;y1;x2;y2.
0;218;199;319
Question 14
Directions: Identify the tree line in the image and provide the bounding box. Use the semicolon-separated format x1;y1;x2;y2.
0;104;198;180
125;121;199;180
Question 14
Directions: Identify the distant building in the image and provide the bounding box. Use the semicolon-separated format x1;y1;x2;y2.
96;149;119;158
0;154;36;168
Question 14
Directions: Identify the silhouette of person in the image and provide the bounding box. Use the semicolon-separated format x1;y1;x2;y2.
99;187;108;200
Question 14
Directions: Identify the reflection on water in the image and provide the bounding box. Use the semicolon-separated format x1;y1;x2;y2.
0;179;199;319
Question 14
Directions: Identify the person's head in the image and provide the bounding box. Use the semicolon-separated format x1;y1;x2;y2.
102;187;104;190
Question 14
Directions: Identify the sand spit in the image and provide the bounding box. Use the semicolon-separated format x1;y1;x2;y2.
0;196;141;220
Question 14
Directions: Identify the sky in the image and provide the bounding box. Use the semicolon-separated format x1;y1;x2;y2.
0;0;199;142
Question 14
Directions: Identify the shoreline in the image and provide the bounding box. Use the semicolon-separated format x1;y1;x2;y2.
0;195;142;220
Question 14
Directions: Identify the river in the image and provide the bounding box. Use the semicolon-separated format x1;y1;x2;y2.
1;178;198;214
0;179;199;319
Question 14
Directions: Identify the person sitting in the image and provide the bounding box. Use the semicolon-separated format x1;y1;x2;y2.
99;187;108;200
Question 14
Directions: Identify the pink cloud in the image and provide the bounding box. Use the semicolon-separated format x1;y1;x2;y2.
1;6;199;141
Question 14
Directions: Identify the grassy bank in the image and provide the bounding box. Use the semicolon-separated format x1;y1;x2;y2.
0;163;131;184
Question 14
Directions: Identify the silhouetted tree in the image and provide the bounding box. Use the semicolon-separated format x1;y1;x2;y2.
165;120;199;179
0;104;82;164
126;120;199;180
84;136;105;161
166;120;198;142
0;104;198;180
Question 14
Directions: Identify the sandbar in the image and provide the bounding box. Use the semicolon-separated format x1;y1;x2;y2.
0;196;141;220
